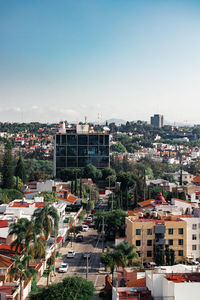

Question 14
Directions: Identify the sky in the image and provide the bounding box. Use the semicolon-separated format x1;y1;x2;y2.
0;0;200;124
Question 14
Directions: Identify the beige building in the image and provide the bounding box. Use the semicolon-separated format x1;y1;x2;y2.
126;215;187;264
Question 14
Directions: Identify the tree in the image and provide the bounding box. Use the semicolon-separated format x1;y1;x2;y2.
29;276;95;300
165;245;170;265
83;164;102;181
35;191;57;203
94;210;128;240
15;155;27;183
169;248;175;265
32;204;59;240
2;141;14;189
111;242;140;268
100;252;118;283
9;255;36;300
110;142;126;153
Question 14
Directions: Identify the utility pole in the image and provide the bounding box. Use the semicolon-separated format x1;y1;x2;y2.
111;192;114;211
102;216;105;253
86;254;89;279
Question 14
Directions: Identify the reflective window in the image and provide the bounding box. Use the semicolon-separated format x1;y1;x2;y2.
78;157;88;167
98;156;109;168
147;240;152;246
56;135;61;145
105;135;109;145
147;229;152;235
178;228;184;234
136;229;141;235
88;146;98;156
136;240;141;246
168;239;173;245
99;135;104;145
56;146;66;156
67;135;77;145
178;250;183;256
67;157;77;168
99;146;109;156
56;157;66;168
78;135;88;145
61;135;66;145
78;146;88;156
178;239;183;245
168;228;173;235
67;146;77;156
89;135;98;145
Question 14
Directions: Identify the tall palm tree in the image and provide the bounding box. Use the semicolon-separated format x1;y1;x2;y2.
26;235;47;261
9;255;36;300
32;203;59;239
9;218;35;253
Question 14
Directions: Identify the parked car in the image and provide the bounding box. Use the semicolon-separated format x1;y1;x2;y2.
67;250;76;258
83;252;91;259
58;263;69;273
82;225;89;232
76;235;83;242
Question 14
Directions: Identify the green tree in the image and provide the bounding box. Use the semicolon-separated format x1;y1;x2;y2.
111;242;140;268
165;245;170;265
29;276;95;300
0;188;23;202
15;155;27;183
9;255;36;300
169;248;175;265
111;142;126;153
35;191;57;203
2;141;14;189
32;203;59;239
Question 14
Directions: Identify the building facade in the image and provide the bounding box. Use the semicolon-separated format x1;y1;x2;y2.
54;123;110;176
126;215;187;264
150;114;164;128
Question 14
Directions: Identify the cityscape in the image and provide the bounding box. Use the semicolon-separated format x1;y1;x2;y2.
1;1;200;300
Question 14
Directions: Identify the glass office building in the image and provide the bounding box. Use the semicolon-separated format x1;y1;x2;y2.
54;131;110;176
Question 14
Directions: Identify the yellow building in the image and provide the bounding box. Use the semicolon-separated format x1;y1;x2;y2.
126;215;187;264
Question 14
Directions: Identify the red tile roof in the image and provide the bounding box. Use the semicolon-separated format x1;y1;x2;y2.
0;220;8;228
0;285;17;295
35;202;45;208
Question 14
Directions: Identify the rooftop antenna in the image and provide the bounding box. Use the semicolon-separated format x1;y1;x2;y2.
98;113;102;125
84;116;87;124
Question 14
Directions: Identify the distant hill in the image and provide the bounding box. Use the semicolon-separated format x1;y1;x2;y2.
102;119;127;125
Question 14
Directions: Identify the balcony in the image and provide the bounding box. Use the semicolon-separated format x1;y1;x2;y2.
154;225;166;234
154;238;166;246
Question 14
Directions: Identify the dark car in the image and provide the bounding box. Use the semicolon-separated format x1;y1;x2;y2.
75;235;83;242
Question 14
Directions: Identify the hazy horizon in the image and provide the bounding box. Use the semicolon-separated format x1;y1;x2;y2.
1;1;200;124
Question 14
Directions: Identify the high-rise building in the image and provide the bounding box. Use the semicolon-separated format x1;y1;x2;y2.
54;123;110;176
150;114;164;128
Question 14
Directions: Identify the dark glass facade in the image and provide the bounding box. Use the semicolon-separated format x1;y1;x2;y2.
55;133;109;173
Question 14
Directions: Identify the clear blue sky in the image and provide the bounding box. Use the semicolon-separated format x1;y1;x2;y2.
0;0;200;124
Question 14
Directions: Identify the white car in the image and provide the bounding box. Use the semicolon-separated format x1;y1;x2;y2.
82;225;89;232
58;263;68;273
67;250;76;258
86;217;93;222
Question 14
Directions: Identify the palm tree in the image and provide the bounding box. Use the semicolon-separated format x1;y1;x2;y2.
111;242;140;268
100;252;119;283
26;235;47;261
9;255;36;300
9;218;35;253
32;203;59;239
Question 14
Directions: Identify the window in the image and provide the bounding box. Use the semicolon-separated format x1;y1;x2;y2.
178;228;184;234
192;234;197;240
67;146;77;156
192;245;197;250
56;135;61;145
78;146;88;156
56;157;66;168
136;229;141;235
178;239;183;246
61;135;66;145
67;135;77;145
192;224;197;230
89;135;98;145
168;228;173;235
147;229;152;235
56;146;66;156
178;250;183;256
67;157;77;168
78;135;88;145
147;251;152;257
147;240;152;246
168;239;173;246
136;240;141;246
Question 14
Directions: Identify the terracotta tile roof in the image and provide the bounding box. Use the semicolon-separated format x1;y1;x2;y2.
10;202;30;208
0;254;14;267
35;202;45;208
126;278;146;287
193;175;200;183
0;285;17;295
0;220;8;228
138;199;154;207
0;244;24;254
